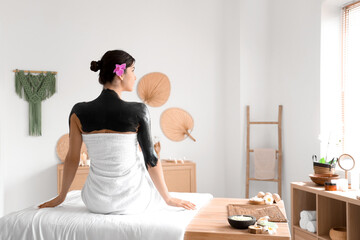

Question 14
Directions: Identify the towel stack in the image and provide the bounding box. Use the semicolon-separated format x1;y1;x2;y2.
299;210;317;233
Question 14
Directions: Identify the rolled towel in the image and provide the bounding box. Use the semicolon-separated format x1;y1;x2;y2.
300;210;316;221
306;220;317;233
299;218;308;230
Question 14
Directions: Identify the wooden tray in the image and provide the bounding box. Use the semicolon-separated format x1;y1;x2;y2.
227;203;287;222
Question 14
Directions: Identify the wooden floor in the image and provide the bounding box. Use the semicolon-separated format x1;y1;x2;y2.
184;198;291;240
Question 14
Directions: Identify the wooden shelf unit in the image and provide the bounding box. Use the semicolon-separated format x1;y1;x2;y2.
57;160;196;194
291;182;360;240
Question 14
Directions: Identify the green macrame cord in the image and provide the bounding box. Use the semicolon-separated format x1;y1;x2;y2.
15;70;56;136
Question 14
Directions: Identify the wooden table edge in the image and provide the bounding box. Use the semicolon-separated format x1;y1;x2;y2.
184;197;291;240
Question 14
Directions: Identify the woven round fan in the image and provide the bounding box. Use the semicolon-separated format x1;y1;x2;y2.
56;133;88;162
160;108;196;142
137;72;171;107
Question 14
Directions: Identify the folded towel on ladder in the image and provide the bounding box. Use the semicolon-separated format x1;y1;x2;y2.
254;148;276;179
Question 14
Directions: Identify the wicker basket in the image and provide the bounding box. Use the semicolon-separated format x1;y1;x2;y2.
313;162;336;175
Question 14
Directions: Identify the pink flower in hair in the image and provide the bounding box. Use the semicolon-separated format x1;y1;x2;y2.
113;63;126;77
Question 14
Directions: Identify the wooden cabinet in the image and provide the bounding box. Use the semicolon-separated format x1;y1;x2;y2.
57;160;196;194
161;160;196;193
291;182;360;240
57;165;89;194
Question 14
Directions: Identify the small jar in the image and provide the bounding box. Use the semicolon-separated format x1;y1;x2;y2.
325;182;337;191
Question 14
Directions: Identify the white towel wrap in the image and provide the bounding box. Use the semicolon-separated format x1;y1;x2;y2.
81;133;166;215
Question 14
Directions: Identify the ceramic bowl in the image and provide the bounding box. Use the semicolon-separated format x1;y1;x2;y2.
309;174;339;185
329;227;346;240
228;215;256;229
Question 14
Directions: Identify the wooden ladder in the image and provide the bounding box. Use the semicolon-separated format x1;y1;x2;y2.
245;105;283;198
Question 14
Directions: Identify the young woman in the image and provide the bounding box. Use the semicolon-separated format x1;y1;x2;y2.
39;50;196;214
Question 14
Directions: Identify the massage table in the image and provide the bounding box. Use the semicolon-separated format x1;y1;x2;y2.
0;192;290;240
0;191;212;240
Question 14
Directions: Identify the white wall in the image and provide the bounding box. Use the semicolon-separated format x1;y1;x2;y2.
223;0;241;198
238;0;275;199
321;0;346;169
0;18;4;217
268;0;322;215
0;0;226;216
236;0;322;218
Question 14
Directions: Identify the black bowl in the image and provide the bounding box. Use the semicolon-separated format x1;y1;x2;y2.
228;215;256;229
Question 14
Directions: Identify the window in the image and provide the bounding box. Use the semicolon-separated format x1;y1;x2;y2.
342;1;360;155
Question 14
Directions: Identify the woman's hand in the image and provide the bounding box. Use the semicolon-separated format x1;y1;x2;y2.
38;195;65;209
165;197;196;210
154;141;161;156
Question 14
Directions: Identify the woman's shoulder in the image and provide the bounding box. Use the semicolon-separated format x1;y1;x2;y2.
69;99;148;119
119;101;149;120
122;100;147;111
69;100;99;118
132;102;149;121
70;101;88;115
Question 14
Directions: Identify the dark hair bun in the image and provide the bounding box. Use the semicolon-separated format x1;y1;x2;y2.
90;60;102;72
94;50;135;85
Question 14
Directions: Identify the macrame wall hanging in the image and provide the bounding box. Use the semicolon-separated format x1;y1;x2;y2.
14;69;57;136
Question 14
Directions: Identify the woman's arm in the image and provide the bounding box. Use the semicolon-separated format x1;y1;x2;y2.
137;103;158;168
38;114;82;208
147;149;196;210
146;156;171;202
137;104;196;210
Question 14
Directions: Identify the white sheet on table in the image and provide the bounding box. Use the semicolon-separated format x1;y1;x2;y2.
0;190;213;240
